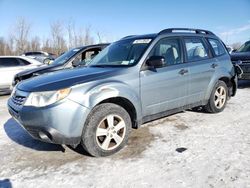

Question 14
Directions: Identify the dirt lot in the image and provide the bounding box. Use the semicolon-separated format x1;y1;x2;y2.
1;81;250;188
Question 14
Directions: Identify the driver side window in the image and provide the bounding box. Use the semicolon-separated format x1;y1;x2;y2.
71;53;82;67
149;38;182;66
68;49;102;68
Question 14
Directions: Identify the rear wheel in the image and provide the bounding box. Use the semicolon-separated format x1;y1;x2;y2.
204;81;228;113
81;103;131;157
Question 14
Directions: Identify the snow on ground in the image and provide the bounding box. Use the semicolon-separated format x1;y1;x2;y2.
1;81;250;188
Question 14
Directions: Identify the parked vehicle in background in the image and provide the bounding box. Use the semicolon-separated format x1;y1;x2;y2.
21;51;56;64
8;28;237;157
13;44;109;86
226;45;234;54
231;40;250;79
0;56;42;94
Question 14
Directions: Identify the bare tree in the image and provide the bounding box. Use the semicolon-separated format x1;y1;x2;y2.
1;17;109;56
0;37;16;55
96;31;102;43
50;21;67;55
66;19;77;49
11;17;31;54
0;37;6;55
30;36;41;51
41;38;52;53
231;42;242;50
83;26;94;45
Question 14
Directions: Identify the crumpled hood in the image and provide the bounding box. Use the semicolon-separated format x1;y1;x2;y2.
17;67;124;92
231;52;250;61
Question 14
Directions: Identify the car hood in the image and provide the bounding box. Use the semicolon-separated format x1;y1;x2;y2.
231;52;250;61
17;67;125;92
16;64;61;77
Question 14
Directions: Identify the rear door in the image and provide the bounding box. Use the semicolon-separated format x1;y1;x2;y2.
183;37;216;104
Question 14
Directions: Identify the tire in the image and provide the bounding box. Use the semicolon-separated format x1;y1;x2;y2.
204;80;228;113
81;103;131;157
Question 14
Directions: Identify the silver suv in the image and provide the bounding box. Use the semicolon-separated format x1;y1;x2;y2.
8;28;237;157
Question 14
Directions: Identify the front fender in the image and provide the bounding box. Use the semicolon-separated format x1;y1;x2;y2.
69;80;142;122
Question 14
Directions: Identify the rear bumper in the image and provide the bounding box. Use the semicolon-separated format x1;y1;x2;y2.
8;96;90;145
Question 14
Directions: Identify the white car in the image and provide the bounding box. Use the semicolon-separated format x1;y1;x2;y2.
0;56;43;93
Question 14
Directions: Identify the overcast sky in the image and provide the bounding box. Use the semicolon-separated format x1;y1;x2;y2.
0;0;250;44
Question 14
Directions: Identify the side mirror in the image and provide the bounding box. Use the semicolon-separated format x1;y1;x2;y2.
146;56;165;68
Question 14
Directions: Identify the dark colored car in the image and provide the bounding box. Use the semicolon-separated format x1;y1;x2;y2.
13;43;109;86
231;40;250;79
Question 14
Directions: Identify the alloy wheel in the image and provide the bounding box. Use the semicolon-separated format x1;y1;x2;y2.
214;86;226;109
96;114;126;151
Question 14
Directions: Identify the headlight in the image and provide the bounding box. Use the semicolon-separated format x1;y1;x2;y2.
11;86;17;97
24;88;71;107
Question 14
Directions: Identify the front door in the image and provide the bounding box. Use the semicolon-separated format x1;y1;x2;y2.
140;37;189;117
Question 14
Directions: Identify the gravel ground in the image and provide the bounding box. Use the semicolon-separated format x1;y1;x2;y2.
0;81;250;188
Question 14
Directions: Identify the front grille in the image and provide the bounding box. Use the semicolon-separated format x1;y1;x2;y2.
232;60;250;64
242;60;250;64
12;95;26;106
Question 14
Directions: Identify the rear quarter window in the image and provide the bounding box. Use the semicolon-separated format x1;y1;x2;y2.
207;38;226;56
17;58;31;65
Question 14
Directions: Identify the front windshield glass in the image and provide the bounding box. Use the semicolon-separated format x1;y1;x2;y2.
51;48;81;65
237;41;250;52
89;38;152;67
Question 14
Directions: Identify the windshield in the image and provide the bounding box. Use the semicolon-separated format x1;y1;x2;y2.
89;38;152;67
51;48;81;65
237;41;250;52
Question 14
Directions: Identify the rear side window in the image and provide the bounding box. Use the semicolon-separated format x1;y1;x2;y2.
25;52;43;56
184;38;209;62
208;38;226;56
0;58;22;67
17;58;31;65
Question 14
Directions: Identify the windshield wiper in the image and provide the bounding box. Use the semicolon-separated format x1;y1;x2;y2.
90;65;111;68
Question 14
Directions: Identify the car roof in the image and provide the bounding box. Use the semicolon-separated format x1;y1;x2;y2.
75;43;110;50
0;56;30;58
120;33;158;40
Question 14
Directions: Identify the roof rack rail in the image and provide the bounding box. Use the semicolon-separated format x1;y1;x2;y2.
158;28;215;35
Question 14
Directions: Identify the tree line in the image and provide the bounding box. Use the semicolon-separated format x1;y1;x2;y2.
0;18;105;56
1;18;245;57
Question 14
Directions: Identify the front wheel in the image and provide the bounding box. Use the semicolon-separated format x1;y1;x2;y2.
81;103;131;157
204;81;228;113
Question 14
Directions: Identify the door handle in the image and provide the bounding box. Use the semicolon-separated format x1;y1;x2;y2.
211;63;218;69
179;69;188;75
